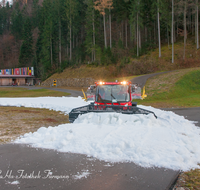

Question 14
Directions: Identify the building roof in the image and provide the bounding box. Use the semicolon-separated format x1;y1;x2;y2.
0;75;35;78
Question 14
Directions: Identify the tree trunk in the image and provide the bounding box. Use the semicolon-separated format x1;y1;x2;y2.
130;23;132;47
157;0;161;57
154;21;156;45
183;1;187;60
195;10;197;42
172;0;174;63
134;23;137;45
196;0;199;49
122;20;123;46
167;25;170;49
103;13;107;48
109;8;112;48
137;12;139;57
93;6;95;61
67;36;69;58
174;16;176;42
70;24;72;60
176;17;178;40
145;25;147;42
59;20;61;67
139;26;141;49
125;19;128;48
50;38;53;65
73;34;75;49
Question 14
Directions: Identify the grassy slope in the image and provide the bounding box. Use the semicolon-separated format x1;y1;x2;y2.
47;65;137;81
137;67;200;108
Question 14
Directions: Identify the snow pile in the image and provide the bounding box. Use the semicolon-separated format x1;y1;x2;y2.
1;96;200;171
73;170;91;180
14;103;200;171
0;97;88;114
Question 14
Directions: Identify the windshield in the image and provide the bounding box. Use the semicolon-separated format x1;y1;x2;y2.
96;85;130;103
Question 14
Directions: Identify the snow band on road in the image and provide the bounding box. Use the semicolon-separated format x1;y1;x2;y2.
0;97;199;171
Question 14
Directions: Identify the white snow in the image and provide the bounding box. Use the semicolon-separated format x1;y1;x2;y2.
7;180;20;185
73;170;91;180
0;97;200;171
0;96;88;114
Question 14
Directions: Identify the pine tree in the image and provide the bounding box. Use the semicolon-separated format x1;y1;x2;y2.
65;0;79;61
19;17;33;67
130;0;143;56
85;0;96;62
172;0;174;63
11;2;24;40
39;0;55;72
196;0;199;49
157;0;161;57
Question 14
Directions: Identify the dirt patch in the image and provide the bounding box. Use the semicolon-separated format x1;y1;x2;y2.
0;106;69;144
41;118;57;122
173;169;200;190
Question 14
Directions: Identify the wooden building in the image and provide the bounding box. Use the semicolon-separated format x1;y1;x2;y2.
0;67;35;86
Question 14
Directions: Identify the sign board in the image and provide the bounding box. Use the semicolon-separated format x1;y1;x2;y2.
53;80;57;86
0;67;34;76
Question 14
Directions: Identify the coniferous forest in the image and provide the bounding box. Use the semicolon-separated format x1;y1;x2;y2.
0;0;199;80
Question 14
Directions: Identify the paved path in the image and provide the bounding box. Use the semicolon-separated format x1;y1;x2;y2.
0;144;179;190
163;107;200;127
130;71;171;88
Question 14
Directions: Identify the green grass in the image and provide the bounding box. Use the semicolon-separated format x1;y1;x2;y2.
0;88;70;97
138;69;200;108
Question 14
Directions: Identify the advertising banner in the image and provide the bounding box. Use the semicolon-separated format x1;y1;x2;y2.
29;68;31;76
31;67;34;76
25;67;27;75
0;67;34;76
6;69;9;75
14;68;20;75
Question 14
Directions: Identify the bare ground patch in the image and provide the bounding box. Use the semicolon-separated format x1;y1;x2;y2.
0;106;69;144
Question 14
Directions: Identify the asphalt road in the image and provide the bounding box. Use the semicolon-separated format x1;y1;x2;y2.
162;107;200;127
130;71;171;88
1;72;199;190
0;144;179;190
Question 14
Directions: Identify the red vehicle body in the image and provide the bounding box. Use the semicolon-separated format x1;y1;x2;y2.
87;81;141;105
69;81;156;123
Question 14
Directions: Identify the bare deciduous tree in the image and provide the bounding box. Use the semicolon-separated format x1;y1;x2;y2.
94;0;113;48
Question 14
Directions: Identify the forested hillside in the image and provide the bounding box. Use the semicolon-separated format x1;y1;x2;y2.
0;0;200;80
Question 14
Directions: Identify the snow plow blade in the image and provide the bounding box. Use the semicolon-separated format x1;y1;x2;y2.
69;103;157;123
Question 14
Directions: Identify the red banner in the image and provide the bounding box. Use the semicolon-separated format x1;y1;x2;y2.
14;68;20;75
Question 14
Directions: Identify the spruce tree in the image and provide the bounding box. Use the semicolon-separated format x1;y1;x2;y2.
19;17;33;67
85;0;96;62
11;2;24;40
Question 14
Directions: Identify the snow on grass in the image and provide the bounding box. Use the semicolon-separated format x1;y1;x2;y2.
0;96;88;114
0;97;199;171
